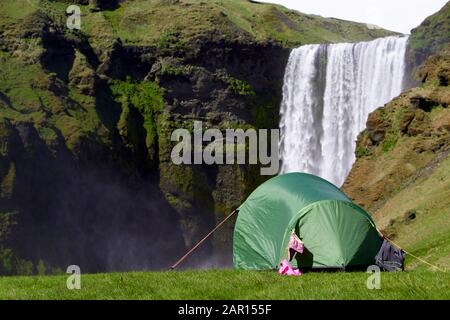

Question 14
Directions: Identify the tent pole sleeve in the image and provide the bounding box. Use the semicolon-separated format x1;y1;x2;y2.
170;210;237;270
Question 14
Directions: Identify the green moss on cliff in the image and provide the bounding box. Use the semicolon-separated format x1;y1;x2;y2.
227;77;255;96
110;79;164;162
110;79;164;112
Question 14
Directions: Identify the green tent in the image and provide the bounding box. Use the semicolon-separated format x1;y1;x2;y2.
233;173;382;270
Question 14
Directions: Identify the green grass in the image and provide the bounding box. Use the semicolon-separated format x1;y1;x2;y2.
0;270;449;300
63;0;395;48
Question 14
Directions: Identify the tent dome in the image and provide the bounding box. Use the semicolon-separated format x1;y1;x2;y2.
233;173;382;270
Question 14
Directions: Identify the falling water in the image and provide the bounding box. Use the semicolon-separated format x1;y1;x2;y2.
279;36;409;186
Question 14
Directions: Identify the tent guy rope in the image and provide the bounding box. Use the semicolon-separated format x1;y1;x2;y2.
170;210;237;270
384;236;446;272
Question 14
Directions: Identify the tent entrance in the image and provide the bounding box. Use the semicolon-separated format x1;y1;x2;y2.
277;200;382;270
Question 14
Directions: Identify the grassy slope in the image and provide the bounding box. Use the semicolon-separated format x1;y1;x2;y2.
374;151;450;271
408;1;450;65
0;270;449;300
73;0;395;47
0;0;40;21
0;0;393;50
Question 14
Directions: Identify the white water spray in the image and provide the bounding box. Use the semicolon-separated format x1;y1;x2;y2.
279;36;409;186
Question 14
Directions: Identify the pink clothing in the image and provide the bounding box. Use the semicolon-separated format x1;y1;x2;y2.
289;234;304;255
278;259;302;276
278;234;304;276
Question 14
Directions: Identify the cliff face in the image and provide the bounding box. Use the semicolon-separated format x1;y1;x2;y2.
0;0;394;274
407;2;450;72
343;2;450;271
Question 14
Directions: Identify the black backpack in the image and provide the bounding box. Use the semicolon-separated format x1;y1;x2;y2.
375;240;406;272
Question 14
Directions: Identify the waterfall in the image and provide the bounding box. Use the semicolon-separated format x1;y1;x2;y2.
279;36;409;186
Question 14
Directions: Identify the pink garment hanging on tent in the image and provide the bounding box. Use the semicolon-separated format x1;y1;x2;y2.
289;233;304;259
278;234;304;276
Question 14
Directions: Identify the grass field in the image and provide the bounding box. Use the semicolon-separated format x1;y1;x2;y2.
0;270;449;300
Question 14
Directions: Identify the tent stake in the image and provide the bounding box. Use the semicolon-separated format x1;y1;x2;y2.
170;210;237;270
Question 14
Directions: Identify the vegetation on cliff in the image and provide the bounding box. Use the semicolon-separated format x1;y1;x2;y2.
408;1;450;69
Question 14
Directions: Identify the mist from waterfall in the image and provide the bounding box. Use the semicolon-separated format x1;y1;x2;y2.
279;36;409;186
